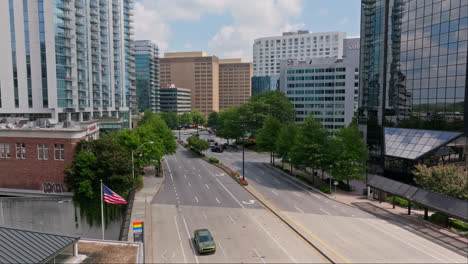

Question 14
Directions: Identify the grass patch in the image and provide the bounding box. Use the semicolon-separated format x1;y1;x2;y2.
209;157;219;163
430;212;468;236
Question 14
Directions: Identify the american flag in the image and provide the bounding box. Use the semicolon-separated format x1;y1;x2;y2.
103;184;127;205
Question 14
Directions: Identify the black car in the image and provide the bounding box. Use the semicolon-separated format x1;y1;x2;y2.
211;146;223;153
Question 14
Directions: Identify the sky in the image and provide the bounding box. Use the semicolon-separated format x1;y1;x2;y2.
134;0;361;62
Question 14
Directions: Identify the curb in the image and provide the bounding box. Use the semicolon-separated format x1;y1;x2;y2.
264;163;358;208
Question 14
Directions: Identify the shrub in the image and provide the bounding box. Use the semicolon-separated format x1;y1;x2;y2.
317;185;331;194
430;212;468;231
240;179;248;186
324;178;351;192
209;157;219;163
232;172;239;177
296;175;314;186
184;143;190;148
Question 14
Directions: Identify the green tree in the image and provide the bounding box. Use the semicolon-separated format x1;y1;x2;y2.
276;123;298;173
292;117;330;177
330;122;368;186
191;110;206;126
158;111;178;129
216;107;243;143
179;112;193;126
207;111;218;128
256;116;282;165
413;164;468;200
65;138;133;225
187;135;210;152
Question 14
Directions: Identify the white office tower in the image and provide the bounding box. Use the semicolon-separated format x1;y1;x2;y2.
0;0;135;127
280;38;360;130
253;31;347;77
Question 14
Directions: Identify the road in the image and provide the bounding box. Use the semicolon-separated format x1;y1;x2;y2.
174;129;468;263
150;144;328;263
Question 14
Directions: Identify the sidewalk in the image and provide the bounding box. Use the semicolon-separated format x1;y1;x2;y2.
270;162;468;255
127;165;164;263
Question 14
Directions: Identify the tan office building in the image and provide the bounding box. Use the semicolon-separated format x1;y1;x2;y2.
219;59;253;110
160;52;219;115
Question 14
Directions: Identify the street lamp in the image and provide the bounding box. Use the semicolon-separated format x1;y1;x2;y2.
132;141;154;179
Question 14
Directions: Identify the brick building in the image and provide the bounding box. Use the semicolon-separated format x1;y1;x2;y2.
0;119;99;192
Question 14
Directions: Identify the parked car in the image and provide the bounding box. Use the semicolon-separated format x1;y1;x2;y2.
211;146;224;153
194;229;216;254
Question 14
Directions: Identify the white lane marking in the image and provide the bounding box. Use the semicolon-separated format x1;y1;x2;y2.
188;182;191;187
294;192;301;197
184;174;187;179
205;184;210;190
228;215;236;224
273;179;280;184
255;178;263;183
181;214;199;264
161;250;168;262
218;241;227;257
320;208;331;215
359;218;451;263
212;176;297;263
295;206;305;214
173;215;187;263
195;196;199;203
216;197;220;204
265;166;323;199
198;174;202;178
254;248;266;264
271;190;279;196
369;219;462;263
202;211;208;220
165;159;172;173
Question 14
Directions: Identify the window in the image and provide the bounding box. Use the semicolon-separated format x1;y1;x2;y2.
54;144;65;160
37;143;48;160
0;143;10;158
16;143;26;159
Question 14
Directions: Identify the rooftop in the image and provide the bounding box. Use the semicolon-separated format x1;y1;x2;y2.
0;118;97;132
164;51;207;58
0;226;79;264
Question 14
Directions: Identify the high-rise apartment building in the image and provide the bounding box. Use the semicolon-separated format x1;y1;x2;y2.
0;0;135;126
253;31;347;77
135;40;159;113
280;38;360;130
160;84;191;114
359;0;467;181
219;59;252;110
159;52;219;115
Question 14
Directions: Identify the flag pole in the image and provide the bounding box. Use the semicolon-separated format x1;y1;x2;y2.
100;179;104;240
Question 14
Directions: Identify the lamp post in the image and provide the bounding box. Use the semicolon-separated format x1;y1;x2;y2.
132;141;154;179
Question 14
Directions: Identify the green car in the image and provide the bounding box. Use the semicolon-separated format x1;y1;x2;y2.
194;229;216;254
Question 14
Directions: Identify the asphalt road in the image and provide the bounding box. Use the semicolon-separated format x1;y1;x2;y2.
150;144;328;263
176;129;468;263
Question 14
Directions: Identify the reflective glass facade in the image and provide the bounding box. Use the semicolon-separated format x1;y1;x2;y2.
9;0;19;108
251;75;280;95
135;40;159;113
359;0;467;172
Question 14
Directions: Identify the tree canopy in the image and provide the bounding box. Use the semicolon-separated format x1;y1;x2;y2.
207;111;218;128
191;110;206;126
187;135;210;152
158;111;178;129
414;164;467;200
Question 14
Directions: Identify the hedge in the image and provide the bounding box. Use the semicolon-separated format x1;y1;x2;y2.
430;212;468;231
209;157;219;163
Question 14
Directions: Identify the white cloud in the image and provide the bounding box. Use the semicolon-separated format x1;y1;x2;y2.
135;0;305;61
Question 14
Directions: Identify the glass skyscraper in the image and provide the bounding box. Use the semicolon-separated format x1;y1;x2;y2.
0;0;135;126
359;0;467;180
135;40;160;113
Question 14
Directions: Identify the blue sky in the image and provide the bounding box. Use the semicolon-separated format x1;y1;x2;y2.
135;0;361;61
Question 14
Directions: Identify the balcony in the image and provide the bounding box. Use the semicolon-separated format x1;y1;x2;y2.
113;6;120;13
57;32;74;39
56;1;73;10
57;21;73;29
75;8;85;17
90;0;98;8
90;9;99;16
90;16;99;24
91;40;100;47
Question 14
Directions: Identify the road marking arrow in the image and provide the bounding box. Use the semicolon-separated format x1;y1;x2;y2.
241;200;255;205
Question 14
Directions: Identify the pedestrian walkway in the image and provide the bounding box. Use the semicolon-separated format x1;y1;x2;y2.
127;165;164;262
272;161;468;255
